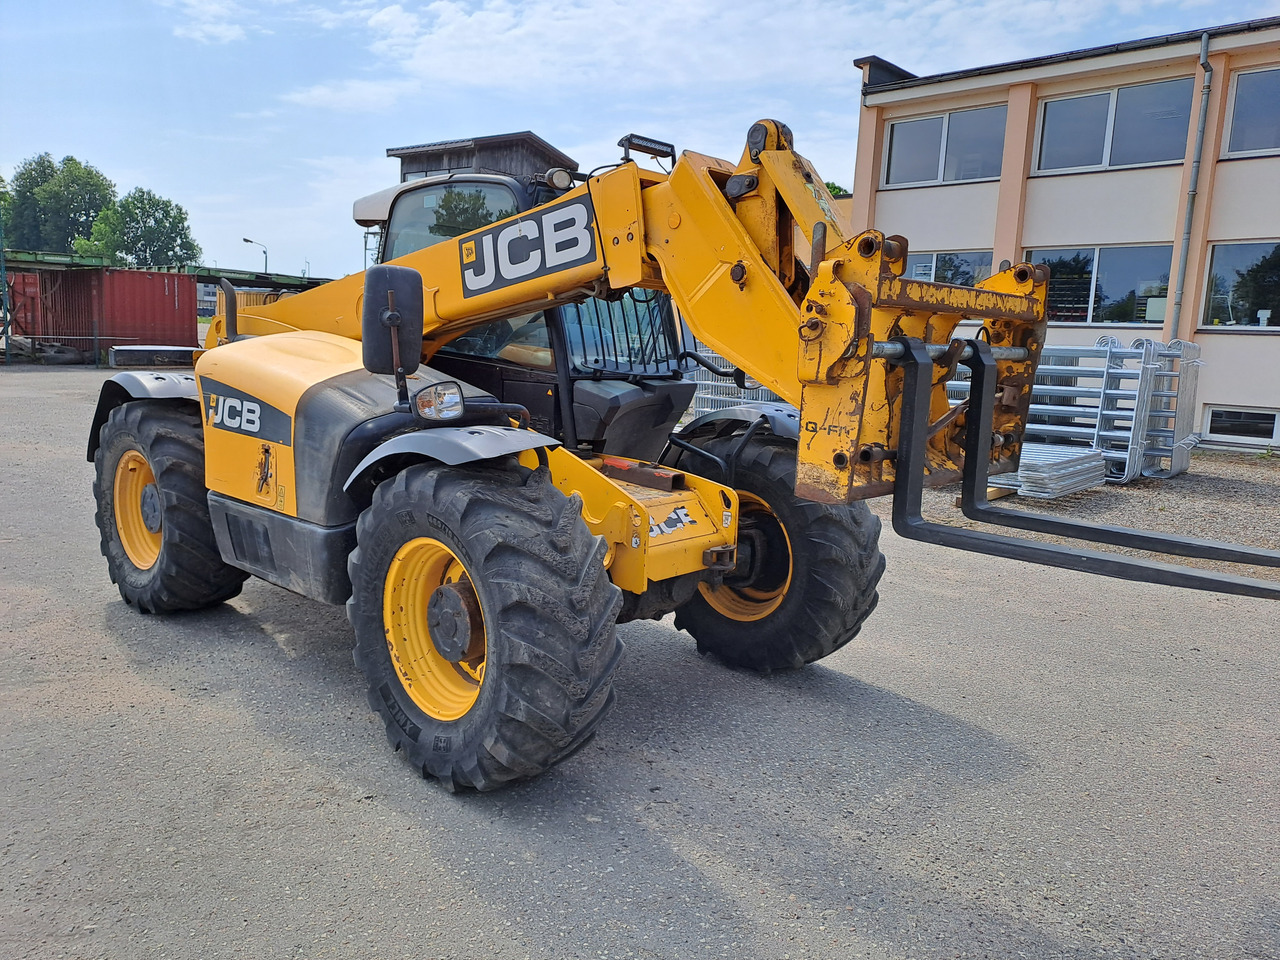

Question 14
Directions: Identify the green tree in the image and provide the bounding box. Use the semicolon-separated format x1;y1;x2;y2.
0;173;10;242
824;181;849;196
7;153;59;250
430;188;499;238
1230;244;1280;324
935;253;976;286
75;188;201;267
33;157;116;253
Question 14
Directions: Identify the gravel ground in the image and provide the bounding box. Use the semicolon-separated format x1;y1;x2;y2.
2;367;1278;960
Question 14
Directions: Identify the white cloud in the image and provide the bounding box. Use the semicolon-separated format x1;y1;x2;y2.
335;0;1237;95
151;0;1266;273
161;0;249;43
281;77;422;111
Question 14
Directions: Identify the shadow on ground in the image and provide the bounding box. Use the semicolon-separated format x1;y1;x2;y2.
95;583;1123;959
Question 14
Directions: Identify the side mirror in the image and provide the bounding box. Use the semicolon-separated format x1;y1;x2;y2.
361;264;424;376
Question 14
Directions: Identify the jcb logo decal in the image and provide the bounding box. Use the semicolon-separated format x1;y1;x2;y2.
649;506;697;539
200;378;292;446
460;195;597;298
210;395;261;431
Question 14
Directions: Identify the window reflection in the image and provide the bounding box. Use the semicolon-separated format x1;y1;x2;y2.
1095;246;1171;324
1109;78;1194;165
439;313;555;370
886;106;1005;185
1029;248;1095;322
1039;94;1109;170
943;106;1006;181
886;117;943;184
1038;79;1191;171
1228;68;1280;154
903;251;993;285
383;183;518;261
1203;242;1280;327
1028;246;1171;323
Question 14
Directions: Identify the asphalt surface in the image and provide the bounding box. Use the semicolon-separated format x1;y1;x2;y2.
2;366;1277;960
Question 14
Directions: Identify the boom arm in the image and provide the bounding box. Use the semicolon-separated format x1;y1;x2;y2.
232;119;1046;507
215;119;1280;598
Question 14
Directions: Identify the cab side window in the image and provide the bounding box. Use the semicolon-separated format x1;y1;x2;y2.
438;313;555;371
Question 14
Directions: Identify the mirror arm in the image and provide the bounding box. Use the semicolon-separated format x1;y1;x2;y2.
382;289;412;413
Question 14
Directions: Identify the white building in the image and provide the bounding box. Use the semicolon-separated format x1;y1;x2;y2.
851;17;1280;447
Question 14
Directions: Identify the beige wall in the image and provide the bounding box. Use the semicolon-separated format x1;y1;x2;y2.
1194;334;1280;428
1206;157;1280;240
1040;325;1122;349
872;181;999;252
1022;167;1184;249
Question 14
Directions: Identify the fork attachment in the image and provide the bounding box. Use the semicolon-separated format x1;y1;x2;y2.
889;337;1280;601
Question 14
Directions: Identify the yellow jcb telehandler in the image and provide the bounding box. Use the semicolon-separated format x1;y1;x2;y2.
89;122;1280;789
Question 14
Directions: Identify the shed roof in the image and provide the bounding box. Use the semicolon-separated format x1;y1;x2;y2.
386;131;578;170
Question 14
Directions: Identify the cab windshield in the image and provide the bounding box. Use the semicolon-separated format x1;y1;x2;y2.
382;183;518;261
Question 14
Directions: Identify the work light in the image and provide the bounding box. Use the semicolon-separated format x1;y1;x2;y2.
414;382;464;421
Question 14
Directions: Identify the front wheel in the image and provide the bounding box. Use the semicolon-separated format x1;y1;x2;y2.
673;433;884;671
346;462;623;791
92;401;248;613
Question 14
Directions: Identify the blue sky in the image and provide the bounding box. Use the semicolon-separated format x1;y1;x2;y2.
5;0;1277;280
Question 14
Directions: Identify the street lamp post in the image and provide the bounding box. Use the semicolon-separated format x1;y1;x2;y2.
243;237;268;273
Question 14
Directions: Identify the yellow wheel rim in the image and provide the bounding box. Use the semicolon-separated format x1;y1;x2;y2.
114;449;162;570
383;537;486;721
698;491;792;622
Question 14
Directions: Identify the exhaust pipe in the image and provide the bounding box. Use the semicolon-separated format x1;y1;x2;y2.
219;278;238;340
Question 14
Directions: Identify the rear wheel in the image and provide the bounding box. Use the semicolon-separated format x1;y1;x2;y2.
674;433;884;671
93;401;248;613
347;462;623;791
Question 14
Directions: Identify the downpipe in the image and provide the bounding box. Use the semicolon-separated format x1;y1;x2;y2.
1171;33;1213;333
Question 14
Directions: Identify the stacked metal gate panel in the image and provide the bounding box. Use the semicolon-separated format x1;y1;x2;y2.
948;336;1202;485
684;339;784;419
687;335;1202;491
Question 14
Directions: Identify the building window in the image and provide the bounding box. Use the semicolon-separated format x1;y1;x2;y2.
904;251;993;285
1026;245;1172;323
1202;242;1280;327
1204;407;1280;444
1037;78;1193;172
1226;68;1280;156
885;105;1006;186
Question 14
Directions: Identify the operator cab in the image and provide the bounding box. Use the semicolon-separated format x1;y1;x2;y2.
356;174;695;460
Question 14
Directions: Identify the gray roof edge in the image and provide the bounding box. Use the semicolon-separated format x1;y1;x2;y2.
861;16;1280;95
385;131;579;170
853;55;918;86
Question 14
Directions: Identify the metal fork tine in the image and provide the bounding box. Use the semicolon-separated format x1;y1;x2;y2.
888;337;1280;602
960;341;1280;568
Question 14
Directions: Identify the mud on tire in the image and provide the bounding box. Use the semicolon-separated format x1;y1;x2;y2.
674;434;884;671
346;462;624;791
93;401;248;613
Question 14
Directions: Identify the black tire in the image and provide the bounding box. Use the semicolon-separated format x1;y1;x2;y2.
93;401;248;613
346;462;624;791
673;434;884;671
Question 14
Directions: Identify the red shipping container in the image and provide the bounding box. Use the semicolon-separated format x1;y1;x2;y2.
6;267;196;360
100;269;197;350
7;272;44;336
